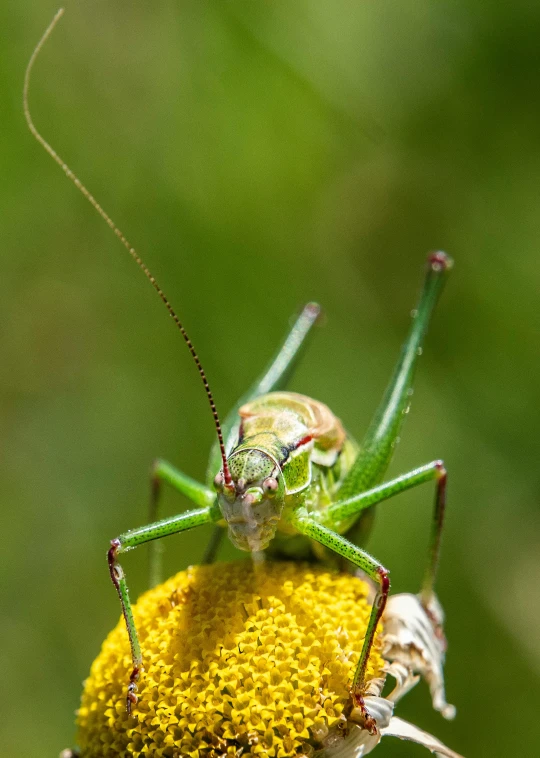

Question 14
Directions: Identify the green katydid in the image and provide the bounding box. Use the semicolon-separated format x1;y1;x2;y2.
25;9;453;734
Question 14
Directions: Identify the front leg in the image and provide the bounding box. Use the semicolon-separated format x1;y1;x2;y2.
108;504;220;713
147;459;216;586
291;512;389;734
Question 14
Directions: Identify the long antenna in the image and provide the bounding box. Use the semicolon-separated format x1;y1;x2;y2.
24;8;233;487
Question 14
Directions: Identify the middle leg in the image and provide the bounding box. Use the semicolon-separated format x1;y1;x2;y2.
291;512;389;733
323;459;447;604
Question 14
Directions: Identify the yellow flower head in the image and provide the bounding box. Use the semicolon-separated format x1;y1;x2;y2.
74;561;463;758
78;561;383;757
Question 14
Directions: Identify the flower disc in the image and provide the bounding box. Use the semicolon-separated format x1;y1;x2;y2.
77;561;384;757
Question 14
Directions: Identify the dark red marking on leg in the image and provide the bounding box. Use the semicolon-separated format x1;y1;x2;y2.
350;566;390;734
351;693;378;735
108;538;121;590
421;459;448;615
108;538;144;713
126;665;141;716
433;461;447;574
376;566;390;610
434;460;447;533
428;251;452;272
421;460;448;645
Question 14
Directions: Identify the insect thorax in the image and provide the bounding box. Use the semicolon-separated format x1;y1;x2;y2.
236;391;354;496
218;392;357;553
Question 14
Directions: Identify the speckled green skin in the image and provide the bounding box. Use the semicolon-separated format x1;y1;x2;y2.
110;256;453;719
267;435;359;554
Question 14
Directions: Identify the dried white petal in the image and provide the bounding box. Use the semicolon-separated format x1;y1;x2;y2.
384;660;421;704
318;586;463;757
319;690;392;757
315;725;380;758
381;716;465;757
348;694;394;731
383;593;456;719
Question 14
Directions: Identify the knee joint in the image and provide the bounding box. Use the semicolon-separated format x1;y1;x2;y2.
376;566;390;599
434;459;447;479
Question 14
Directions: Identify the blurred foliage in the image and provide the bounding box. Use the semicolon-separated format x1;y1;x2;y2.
1;1;540;756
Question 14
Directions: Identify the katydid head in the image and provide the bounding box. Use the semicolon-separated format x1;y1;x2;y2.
214;449;285;552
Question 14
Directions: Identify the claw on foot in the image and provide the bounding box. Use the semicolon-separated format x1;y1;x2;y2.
126;665;142;716
351;690;378;735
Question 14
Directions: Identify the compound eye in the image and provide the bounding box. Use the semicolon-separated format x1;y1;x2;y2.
263;477;278;496
213;472;224;491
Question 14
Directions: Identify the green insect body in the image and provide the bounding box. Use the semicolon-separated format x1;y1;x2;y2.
217;391;352;552
25;10;454;736
115;251;452;736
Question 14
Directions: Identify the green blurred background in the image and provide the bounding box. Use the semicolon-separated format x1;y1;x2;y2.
2;1;539;756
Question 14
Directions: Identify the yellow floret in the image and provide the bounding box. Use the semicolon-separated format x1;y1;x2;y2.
77;561;384;757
